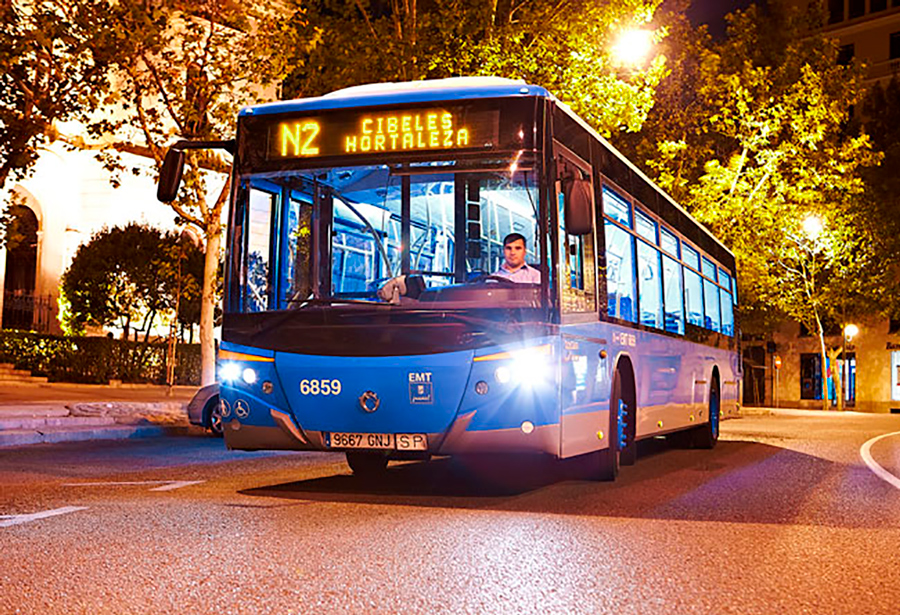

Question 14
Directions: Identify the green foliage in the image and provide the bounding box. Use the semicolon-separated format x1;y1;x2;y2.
0;0;112;190
283;0;668;136
59;223;203;339
0;330;200;385
617;2;882;336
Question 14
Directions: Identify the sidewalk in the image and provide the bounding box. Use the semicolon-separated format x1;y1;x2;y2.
739;406;887;417
0;382;199;448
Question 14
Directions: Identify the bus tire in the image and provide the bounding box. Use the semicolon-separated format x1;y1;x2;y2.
346;451;389;477
206;396;224;438
693;377;720;450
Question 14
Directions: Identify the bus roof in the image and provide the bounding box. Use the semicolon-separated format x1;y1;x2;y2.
239;77;552;116
241;77;733;261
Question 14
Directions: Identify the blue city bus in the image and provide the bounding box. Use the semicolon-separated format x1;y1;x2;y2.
158;77;740;479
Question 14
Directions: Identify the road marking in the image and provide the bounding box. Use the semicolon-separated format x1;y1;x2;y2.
62;480;205;492
860;431;900;491
0;506;88;528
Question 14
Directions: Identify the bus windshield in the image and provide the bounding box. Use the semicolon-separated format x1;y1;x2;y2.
233;159;543;313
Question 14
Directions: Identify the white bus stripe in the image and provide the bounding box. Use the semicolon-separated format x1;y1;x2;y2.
860;431;900;491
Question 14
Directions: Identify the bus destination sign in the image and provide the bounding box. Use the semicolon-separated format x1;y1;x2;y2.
267;107;499;160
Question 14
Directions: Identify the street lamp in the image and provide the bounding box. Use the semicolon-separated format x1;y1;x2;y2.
802;214;824;242
612;29;654;66
844;323;859;343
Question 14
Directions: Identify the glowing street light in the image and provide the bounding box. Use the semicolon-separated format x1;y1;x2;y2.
844;323;859;343
802;214;824;241
612;29;654;66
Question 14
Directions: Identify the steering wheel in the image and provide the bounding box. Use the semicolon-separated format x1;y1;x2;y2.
472;274;518;286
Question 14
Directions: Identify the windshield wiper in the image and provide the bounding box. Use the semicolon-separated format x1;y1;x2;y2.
285;296;383;309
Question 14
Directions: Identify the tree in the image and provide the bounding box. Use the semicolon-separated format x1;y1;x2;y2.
0;0;112;191
284;0;669;137
619;2;882;410
60;223;203;340
88;0;295;385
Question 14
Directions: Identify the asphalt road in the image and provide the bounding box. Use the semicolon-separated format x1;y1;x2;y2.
1;411;899;614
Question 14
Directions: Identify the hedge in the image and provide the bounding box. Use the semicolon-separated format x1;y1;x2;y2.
0;330;201;385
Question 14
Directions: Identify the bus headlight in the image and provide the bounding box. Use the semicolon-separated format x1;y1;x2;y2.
242;368;258;384
220;362;241;382
510;347;552;386
475;344;553;388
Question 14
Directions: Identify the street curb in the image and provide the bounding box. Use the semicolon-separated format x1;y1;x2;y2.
740;407;876;417
0;424;193;448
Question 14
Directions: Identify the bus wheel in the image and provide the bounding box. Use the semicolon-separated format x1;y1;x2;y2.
206;396;224;438
693;377;720;450
346;451;389;477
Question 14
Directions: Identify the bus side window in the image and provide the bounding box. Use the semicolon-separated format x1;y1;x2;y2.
719;268;735;336
279;195;314;308
682;243;703;328
604;220;636;322
558;175;596;314
635;209;662;330
702;256;720;332
660;227;684;334
246;187;276;312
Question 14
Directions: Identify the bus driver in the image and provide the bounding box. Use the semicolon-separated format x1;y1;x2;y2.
494;233;540;284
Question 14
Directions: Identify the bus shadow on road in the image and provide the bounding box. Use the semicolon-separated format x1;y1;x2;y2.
238;437;879;527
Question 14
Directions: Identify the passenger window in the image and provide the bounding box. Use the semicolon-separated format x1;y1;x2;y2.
683;243;700;270
660;227;679;257
684;267;703;327
635;209;657;243
701;256;717;282
662;254;684;334
605;220;636;322
720;287;734;336
280;195;314;308
246;187;275;312
637;239;662;329
704;278;721;332
602;186;632;228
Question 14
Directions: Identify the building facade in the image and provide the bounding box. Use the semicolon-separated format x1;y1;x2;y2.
0;130;218;336
791;0;900;83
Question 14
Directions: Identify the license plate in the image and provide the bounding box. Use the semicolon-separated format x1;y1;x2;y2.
326;432;427;451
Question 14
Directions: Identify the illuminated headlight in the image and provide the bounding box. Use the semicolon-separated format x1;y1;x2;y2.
242;368;258;384
476;344;553;388
510;348;552;386
220;362;241;382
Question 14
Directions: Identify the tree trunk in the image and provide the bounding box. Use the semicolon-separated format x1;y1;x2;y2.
200;216;220;387
199;178;229;387
828;345;844;412
815;315;829;411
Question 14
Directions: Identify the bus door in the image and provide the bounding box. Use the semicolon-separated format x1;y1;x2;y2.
554;145;608;459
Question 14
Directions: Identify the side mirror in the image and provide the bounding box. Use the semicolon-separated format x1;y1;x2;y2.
563;178;594;236
157;148;186;202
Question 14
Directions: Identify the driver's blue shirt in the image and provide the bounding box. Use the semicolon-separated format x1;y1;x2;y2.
494;262;541;284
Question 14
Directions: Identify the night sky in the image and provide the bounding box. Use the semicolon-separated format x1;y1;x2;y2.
683;0;763;38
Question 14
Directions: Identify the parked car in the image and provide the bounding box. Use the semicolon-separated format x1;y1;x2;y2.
187;383;222;437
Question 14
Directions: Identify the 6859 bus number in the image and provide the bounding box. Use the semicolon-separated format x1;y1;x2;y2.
299;379;342;395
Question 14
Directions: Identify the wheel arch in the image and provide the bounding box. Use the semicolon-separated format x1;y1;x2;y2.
203;394;220;429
